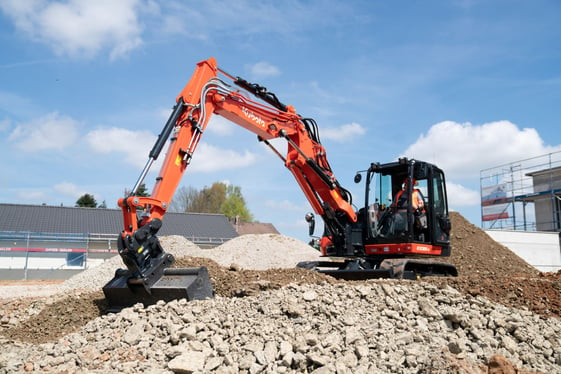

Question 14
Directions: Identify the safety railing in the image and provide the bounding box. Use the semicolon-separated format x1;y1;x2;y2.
0;231;233;279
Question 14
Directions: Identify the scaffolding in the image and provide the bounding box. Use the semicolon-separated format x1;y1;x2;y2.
480;151;561;232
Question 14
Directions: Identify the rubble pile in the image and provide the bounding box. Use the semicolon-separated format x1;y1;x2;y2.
1;212;561;373
2;282;560;373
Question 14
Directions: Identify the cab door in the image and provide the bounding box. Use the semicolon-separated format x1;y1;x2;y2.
428;167;451;250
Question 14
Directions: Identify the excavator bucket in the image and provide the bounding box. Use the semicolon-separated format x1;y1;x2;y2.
103;227;214;312
103;266;213;313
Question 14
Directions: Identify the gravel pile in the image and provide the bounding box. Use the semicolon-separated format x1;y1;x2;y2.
2;281;560;373
176;234;323;270
57;236;202;293
3;226;561;373
57;234;321;293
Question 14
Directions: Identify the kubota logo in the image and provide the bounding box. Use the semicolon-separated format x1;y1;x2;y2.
241;106;266;127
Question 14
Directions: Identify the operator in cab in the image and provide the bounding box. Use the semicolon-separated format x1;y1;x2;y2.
394;178;428;240
394;178;424;211
379;178;428;240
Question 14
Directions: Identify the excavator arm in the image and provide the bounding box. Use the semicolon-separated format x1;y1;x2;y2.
116;58;356;284
104;58;457;311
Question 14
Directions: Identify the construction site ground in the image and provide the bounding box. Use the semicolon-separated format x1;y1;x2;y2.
1;212;560;373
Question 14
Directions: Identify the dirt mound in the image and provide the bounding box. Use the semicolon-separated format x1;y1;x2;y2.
447;212;539;277
174;256;334;298
428;212;561;319
1;290;106;344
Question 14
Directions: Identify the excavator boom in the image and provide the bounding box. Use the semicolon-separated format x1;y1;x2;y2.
103;58;359;311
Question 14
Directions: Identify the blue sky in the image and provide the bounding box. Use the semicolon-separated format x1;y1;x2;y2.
1;0;560;242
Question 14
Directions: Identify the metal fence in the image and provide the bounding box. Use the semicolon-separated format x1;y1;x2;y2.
0;231;232;280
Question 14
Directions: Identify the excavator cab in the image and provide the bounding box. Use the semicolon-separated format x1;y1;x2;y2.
302;157;456;280
362;157;451;255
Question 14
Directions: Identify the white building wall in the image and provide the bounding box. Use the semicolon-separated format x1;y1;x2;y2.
0;251;112;270
485;230;561;272
1;255;75;269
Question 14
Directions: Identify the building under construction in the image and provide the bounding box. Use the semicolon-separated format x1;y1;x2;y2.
480;151;561;232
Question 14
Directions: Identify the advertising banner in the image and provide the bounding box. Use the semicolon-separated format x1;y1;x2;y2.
481;184;510;221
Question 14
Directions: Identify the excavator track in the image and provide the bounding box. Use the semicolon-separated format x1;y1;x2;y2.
297;258;457;280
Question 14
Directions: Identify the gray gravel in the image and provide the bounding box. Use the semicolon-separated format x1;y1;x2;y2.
2;235;561;373
55;235;322;295
2;281;561;373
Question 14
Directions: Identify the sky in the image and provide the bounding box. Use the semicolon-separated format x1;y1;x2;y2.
1;0;560;242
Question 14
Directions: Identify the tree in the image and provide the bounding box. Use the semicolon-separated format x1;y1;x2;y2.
75;193;97;208
169;186;200;212
201;182;227;213
170;183;227;214
221;184;253;222
124;183;150;197
134;183;150;197
169;182;253;221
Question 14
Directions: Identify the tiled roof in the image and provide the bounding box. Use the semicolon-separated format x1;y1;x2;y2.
0;203;238;240
234;222;280;235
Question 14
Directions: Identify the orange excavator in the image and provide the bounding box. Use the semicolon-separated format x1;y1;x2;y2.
103;58;457;311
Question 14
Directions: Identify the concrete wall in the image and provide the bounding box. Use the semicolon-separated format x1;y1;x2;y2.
535;198;556;231
0;249;116;280
485;230;561;272
0;269;84;280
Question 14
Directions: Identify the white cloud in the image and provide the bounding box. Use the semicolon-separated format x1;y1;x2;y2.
0;118;10;132
16;189;48;203
86;127;156;168
320;122;366;142
402;120;561;180
247;61;281;79
207;116;234;136
86;126;257;173
264;199;304;212
400;120;561;221
8;112;80;151
53;182;86;199
0;0;143;60
446;181;480;207
188;143;257;172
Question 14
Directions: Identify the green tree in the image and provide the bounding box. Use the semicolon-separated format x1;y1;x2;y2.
169;182;253;221
124;183;150;197
134;183;150;197
201;182;227;213
75;193;97;208
221;184;253;222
